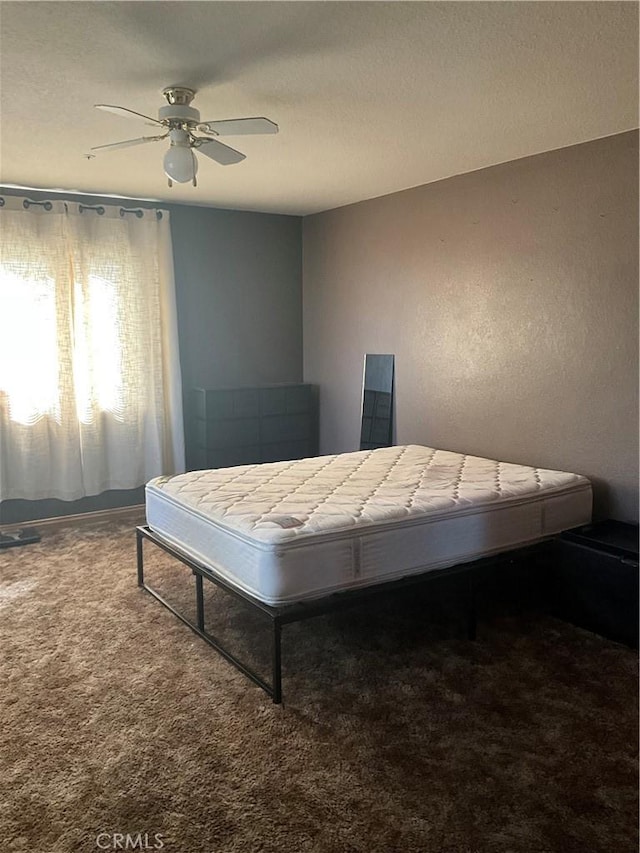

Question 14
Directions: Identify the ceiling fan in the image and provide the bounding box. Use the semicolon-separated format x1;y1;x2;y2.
90;86;278;187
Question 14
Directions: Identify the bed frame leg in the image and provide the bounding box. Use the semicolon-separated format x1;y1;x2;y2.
272;621;282;704
195;573;205;631
136;527;144;587
467;575;477;641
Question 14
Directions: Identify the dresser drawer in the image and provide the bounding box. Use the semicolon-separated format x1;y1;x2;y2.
190;384;318;472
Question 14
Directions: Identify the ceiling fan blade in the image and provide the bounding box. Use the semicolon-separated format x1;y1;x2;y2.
198;117;279;136
195;138;246;165
95;104;162;125
90;134;168;153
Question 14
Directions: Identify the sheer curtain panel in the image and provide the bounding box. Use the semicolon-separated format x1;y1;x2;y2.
0;196;185;501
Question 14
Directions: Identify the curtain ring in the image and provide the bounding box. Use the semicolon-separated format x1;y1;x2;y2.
23;199;53;211
79;204;105;215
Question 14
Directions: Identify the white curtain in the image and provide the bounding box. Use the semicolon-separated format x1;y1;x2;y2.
0;196;185;501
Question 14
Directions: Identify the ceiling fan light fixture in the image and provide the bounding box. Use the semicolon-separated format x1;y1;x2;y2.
91;88;277;185
163;129;197;184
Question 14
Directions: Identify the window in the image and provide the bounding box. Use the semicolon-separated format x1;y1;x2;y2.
0;197;184;501
0;268;59;425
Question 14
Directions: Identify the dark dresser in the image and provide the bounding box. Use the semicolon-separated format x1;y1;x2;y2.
192;383;318;470
553;520;639;648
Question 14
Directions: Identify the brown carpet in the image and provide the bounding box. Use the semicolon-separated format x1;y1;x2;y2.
0;522;637;853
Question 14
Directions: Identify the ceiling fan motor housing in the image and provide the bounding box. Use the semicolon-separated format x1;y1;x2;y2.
158;104;200;126
159;86;200;126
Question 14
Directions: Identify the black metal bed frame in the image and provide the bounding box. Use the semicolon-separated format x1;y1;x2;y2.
136;524;537;704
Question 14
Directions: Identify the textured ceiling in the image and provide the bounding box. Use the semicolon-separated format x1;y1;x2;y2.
1;1;637;215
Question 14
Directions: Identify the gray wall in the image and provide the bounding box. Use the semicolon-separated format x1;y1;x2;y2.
169;205;302;469
0;188;302;521
303;131;639;523
170;205;302;393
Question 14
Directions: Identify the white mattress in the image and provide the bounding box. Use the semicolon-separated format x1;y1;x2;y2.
145;445;592;606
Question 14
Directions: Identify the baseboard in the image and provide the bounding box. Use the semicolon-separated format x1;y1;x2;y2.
0;504;146;535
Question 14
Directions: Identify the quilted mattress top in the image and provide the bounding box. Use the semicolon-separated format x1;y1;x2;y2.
146;445;591;546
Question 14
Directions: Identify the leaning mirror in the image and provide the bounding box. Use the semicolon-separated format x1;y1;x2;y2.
359;354;395;450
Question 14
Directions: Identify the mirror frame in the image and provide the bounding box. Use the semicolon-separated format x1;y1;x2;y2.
359;353;395;451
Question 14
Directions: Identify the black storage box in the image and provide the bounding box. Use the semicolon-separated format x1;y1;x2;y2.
554;520;639;648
